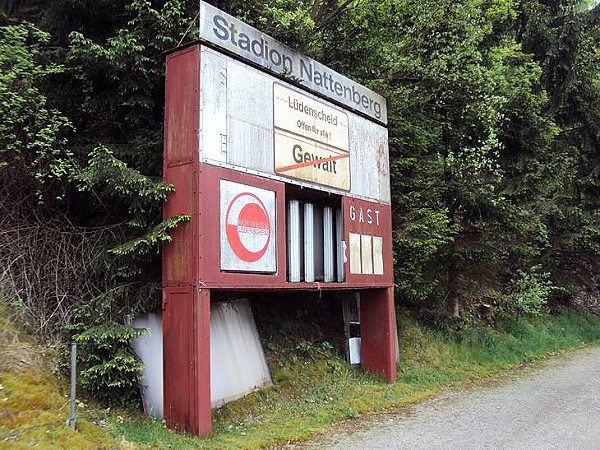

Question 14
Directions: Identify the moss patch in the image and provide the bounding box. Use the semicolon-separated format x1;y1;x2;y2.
0;307;120;449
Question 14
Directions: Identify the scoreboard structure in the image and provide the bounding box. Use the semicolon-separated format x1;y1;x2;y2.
162;2;396;436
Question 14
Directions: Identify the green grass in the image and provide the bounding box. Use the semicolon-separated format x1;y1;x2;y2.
110;310;600;449
0;306;121;449
2;305;597;449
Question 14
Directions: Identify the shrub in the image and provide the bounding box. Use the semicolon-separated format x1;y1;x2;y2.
499;265;554;318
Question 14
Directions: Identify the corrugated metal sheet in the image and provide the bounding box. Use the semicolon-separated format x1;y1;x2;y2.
210;299;272;408
133;300;273;415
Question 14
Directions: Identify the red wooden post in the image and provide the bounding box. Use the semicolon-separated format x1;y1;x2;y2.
360;287;397;382
193;288;211;435
162;45;213;436
162;286;211;436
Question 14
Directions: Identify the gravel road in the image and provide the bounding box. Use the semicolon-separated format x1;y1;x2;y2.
293;346;600;450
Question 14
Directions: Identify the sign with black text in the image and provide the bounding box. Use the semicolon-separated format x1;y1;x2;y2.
273;84;350;190
198;1;387;123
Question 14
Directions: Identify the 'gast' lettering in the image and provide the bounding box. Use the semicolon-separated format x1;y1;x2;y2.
349;205;380;226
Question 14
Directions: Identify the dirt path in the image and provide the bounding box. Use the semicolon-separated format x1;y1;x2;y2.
289;346;600;449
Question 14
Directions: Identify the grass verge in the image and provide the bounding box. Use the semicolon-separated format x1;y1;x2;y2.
0;308;121;449
110;310;600;449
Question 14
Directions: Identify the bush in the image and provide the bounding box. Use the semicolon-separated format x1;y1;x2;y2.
73;322;146;406
499;265;554;319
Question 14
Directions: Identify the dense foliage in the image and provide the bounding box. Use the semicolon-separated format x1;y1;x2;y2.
1;0;598;404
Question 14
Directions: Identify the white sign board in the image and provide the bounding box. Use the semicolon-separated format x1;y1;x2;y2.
273;84;350;190
220;180;276;272
199;47;391;203
198;1;387;124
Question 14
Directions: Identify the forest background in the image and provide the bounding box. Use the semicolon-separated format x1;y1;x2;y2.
0;0;598;406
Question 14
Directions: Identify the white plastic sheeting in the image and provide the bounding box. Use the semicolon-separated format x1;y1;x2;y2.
131;313;164;418
210;299;272;408
131;299;272;416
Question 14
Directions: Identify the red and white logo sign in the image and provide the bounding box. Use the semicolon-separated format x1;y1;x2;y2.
220;180;276;273
225;192;271;262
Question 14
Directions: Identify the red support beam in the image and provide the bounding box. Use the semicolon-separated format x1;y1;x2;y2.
360;287;397;383
163;43;212;436
163;286;211;436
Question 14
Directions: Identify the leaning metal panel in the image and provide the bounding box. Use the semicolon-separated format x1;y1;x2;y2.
210;299;272;408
